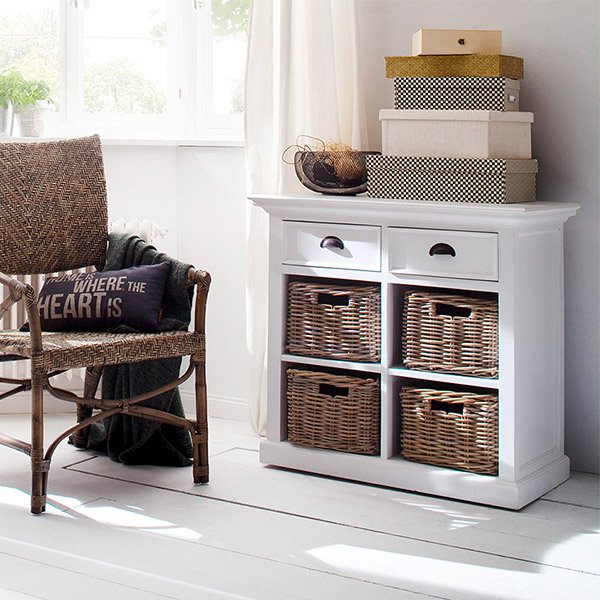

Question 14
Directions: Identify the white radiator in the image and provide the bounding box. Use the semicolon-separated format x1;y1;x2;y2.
0;219;167;383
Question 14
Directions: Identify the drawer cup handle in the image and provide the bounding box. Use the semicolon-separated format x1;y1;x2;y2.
320;236;345;251
429;242;456;257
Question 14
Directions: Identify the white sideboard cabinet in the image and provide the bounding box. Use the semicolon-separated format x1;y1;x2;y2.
251;194;579;509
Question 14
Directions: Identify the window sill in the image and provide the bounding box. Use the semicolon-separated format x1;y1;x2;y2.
103;138;244;148
0;135;245;148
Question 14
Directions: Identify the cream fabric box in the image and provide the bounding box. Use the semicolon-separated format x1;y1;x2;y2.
412;29;502;56
380;109;533;159
366;156;537;204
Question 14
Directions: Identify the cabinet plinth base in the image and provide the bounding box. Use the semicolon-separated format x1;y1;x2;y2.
260;440;570;510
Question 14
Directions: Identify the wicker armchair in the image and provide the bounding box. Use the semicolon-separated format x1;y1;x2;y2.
0;135;211;514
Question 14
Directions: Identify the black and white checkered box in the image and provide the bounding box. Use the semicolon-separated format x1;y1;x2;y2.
393;77;520;111
366;156;537;204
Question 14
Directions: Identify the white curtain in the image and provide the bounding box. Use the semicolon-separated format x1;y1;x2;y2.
244;0;368;435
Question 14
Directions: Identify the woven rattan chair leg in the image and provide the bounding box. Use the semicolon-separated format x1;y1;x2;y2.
73;366;103;448
41;470;50;507
72;404;93;448
193;359;209;484
30;372;46;514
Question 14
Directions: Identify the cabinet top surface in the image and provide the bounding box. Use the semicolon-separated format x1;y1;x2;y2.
250;194;579;225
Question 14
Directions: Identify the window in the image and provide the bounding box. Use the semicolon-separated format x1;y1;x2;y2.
0;0;249;141
198;0;248;130
0;0;60;100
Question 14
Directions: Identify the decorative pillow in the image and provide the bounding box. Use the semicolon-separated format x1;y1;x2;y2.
30;262;170;333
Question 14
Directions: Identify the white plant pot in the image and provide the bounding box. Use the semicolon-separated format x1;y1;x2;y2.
17;101;50;137
0;101;14;136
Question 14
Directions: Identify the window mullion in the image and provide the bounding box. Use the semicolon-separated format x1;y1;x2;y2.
64;0;83;131
173;0;194;140
194;0;211;136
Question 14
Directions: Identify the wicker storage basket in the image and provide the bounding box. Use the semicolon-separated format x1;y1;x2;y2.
402;290;498;377
287;368;380;455
400;387;498;474
286;281;381;362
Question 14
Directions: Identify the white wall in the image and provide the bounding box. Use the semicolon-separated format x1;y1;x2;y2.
103;144;251;422
176;146;250;420
357;0;600;473
102;145;179;258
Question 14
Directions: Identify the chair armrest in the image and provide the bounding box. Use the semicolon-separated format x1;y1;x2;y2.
186;268;211;335
0;271;43;354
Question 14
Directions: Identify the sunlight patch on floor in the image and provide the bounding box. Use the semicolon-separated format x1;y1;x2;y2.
68;499;204;542
396;498;492;530
307;543;540;600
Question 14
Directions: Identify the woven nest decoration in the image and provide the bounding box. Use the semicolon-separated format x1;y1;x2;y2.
284;135;379;195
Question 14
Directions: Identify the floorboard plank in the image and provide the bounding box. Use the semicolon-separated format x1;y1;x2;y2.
64;446;600;576
0;414;598;600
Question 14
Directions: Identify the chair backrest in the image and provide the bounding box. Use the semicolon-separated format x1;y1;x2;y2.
0;135;108;275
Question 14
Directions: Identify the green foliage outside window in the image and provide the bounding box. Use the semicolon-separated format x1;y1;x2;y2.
0;7;60;105
84;58;166;114
212;0;250;37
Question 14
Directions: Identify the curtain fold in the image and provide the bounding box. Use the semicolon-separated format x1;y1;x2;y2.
244;0;368;435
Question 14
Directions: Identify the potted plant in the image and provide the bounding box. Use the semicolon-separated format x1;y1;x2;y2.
12;76;55;137
0;69;24;136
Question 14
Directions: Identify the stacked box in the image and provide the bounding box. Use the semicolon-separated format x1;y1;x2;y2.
385;54;523;78
393;77;519;111
367;30;536;204
412;29;502;56
380;109;533;159
385;54;523;112
366;156;537;204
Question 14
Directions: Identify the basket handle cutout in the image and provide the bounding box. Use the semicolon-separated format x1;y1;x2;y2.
430;399;464;415
434;302;471;319
317;292;350;307
319;383;349;397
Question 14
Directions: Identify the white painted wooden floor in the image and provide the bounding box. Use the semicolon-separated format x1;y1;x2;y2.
0;414;598;600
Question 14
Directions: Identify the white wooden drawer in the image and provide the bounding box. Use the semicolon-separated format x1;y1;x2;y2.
283;221;381;271
389;228;498;281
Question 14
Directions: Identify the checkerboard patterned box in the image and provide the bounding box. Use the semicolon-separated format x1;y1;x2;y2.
366;156;537;204
393;77;520;111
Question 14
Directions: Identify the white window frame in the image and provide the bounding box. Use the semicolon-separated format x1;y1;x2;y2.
193;0;245;142
16;0;246;141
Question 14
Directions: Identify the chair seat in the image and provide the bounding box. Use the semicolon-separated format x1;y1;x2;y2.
0;330;204;371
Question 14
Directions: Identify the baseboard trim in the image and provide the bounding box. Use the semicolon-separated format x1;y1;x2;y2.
0;390;79;414
180;389;249;422
0;387;250;424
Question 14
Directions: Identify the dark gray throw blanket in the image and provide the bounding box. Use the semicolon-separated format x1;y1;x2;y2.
85;233;194;466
